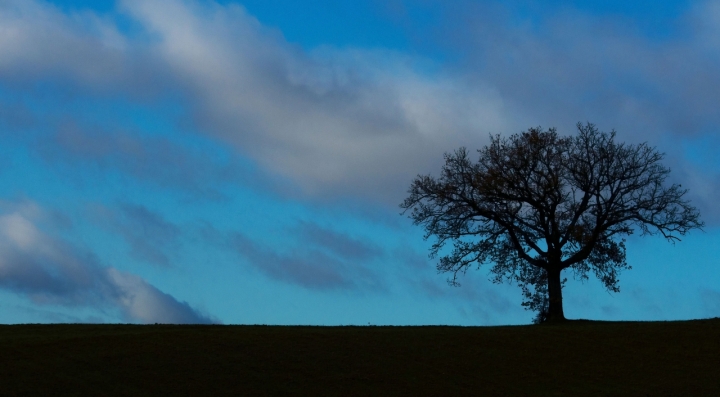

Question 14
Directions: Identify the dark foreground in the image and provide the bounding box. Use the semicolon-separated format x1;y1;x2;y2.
2;319;719;396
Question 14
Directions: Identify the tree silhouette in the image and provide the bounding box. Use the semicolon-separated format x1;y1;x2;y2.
401;123;703;322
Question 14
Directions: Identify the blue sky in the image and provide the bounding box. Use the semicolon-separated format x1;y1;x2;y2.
0;0;718;325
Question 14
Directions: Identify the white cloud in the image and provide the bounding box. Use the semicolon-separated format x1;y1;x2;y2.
1;0;720;213
0;0;124;85
0;0;169;99
107;267;212;324
120;0;509;202
0;203;216;324
0;213;40;250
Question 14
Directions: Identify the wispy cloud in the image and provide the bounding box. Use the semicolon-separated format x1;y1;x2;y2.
294;221;383;262
228;232;384;290
89;202;181;267
121;0;510;203
441;1;720;137
0;0;508;205
394;0;720;226
197;222;385;291
34;118;256;199
0;0;157;94
3;0;720;211
230;232;358;289
0;201;216;323
203;218;517;322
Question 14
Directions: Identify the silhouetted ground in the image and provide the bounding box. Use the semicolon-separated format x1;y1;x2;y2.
1;319;719;396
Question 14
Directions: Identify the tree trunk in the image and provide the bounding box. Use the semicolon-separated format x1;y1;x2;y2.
546;267;566;322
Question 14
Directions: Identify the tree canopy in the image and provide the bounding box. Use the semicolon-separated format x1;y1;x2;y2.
401;123;703;322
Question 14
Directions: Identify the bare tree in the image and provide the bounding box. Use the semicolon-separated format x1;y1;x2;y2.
401;123;703;322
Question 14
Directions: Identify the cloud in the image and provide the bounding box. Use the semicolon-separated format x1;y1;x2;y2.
2;0;720;220
34;118;262;199
391;243;519;321
195;220;384;290
227;230;384;291
670;163;720;226
0;203;216;323
121;0;510;203
400;0;720;226
0;0;165;96
205;218;516;321
0;0;508;205
438;0;720;139
294;221;383;262
89;202;181;267
231;232;354;289
106;267;213;324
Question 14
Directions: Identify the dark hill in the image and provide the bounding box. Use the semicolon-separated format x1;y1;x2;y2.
2;319;719;396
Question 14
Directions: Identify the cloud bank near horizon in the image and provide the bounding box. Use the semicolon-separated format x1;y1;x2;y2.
0;200;216;324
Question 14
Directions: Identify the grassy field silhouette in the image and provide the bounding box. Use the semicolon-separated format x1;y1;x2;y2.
2;319;719;396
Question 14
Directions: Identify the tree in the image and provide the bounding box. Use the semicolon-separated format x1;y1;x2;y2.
401;123;703;322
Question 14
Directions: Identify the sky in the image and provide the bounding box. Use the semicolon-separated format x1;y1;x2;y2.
0;0;719;325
